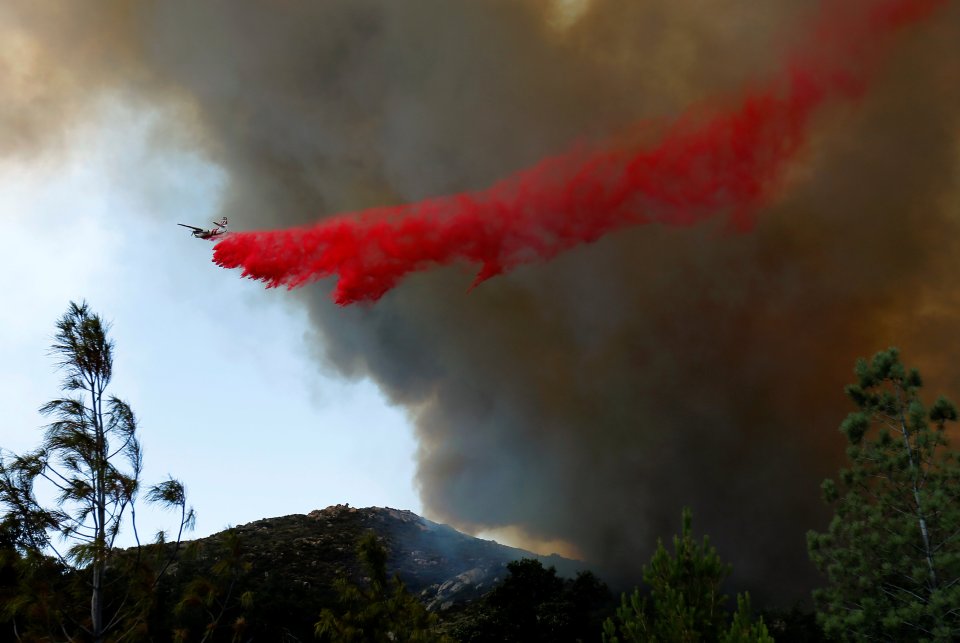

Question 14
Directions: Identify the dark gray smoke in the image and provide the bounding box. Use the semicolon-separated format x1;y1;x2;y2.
5;0;959;602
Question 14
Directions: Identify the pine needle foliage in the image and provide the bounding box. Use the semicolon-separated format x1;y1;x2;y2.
807;347;960;641
602;508;772;643
0;301;195;642
173;530;254;643
315;532;453;643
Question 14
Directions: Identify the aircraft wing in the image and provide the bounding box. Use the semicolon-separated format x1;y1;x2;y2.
178;223;203;232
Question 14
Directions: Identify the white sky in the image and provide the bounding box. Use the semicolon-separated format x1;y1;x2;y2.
0;97;422;547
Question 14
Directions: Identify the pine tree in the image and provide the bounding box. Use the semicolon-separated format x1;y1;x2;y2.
0;301;195;641
807;347;960;641
602;507;772;643
720;594;774;643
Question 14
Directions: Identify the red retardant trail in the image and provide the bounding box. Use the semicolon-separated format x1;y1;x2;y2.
213;0;946;305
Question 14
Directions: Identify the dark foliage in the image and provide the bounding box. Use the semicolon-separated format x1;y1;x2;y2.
315;532;452;642
759;605;827;642
602;508;772;642
808;348;960;641
441;558;613;642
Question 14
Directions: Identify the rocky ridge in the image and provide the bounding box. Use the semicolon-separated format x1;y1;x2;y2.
187;504;588;612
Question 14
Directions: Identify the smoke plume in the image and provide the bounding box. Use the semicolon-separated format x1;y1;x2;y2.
5;0;960;603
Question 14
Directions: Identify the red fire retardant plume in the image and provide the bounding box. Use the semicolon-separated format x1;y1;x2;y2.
212;0;947;305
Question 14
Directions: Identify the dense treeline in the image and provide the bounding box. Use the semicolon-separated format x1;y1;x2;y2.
3;304;959;641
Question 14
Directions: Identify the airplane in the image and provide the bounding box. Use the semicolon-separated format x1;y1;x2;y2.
178;216;228;240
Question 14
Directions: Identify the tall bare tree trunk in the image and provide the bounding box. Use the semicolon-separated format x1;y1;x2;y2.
92;382;106;643
897;397;937;589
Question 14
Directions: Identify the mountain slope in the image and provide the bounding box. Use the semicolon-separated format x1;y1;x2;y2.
180;504;588;612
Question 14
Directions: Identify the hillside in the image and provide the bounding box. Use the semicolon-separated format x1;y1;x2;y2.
154;503;591;638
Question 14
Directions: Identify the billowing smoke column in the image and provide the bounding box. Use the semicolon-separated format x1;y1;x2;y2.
5;0;960;605
212;0;946;305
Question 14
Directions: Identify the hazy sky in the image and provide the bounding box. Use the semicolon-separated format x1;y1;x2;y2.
0;98;422;545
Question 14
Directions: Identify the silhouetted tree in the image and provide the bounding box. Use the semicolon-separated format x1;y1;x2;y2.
0;301;195;641
315;531;453;642
567;569;616;641
447;558;611;642
602;508;772;642
807;348;960;641
486;558;566;641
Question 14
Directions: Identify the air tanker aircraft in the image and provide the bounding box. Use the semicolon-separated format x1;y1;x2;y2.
178;216;228;240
